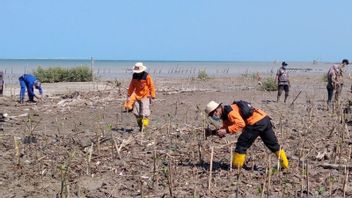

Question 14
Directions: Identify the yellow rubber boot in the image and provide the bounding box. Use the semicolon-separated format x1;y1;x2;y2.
232;152;246;169
276;149;289;169
136;118;143;128
142;118;149;127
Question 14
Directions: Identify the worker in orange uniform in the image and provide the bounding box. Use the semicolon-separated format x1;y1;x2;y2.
205;100;289;169
128;62;156;131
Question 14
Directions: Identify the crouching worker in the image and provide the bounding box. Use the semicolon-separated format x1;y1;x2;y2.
19;74;43;103
128;62;156;131
205;100;289;169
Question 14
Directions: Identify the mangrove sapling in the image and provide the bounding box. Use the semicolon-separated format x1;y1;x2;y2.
23;114;41;143
162;157;173;198
59;151;75;198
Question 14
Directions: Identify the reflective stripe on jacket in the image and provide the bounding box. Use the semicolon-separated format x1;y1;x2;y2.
128;72;156;100
223;104;267;133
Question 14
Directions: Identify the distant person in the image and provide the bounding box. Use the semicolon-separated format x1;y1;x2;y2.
127;62;156;131
19;74;43;103
326;59;349;108
0;71;4;96
205;100;289;169
275;61;290;103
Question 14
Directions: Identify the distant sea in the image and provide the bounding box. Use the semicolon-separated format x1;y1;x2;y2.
0;59;332;84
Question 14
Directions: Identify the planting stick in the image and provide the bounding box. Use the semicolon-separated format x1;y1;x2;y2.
343;165;348;198
236;165;242;198
167;158;173;197
267;155;271;198
208;147;214;193
277;146;282;170
152;146;157;187
198;142;203;164
301;160;305;198
329;173;332;198
87;143;93;175
306;160;309;198
261;152;268;198
289;90;302;108
229;145;233;171
14;136;21;166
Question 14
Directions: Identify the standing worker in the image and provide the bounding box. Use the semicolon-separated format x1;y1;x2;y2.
128;62;156;131
275;61;290;103
205;100;289;169
19;74;43;103
326;59;349;109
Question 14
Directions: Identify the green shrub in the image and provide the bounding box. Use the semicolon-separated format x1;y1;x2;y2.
34;66;93;83
260;77;278;91
322;74;328;82
198;69;209;80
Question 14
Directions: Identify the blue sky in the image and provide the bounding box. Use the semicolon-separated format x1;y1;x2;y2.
1;0;351;61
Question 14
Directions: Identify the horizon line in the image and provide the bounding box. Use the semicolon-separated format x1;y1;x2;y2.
0;57;332;63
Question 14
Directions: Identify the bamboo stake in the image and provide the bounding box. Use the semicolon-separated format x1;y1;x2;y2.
152;146;157;188
168;158;173;197
267;155;271;198
306;160;309;198
236;165;241;198
329;173;332;198
261;152;268;198
14;136;21;166
229;146;233;171
343;165;348;198
208;147;214;193
301;160;305;198
86;143;93;175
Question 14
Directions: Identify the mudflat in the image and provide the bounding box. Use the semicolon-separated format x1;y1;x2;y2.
1;74;351;197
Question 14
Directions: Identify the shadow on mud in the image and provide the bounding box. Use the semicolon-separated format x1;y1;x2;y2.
111;127;134;133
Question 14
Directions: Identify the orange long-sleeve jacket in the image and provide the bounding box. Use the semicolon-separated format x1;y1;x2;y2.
128;72;156;100
222;104;267;133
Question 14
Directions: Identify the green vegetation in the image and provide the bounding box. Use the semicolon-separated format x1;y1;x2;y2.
34;66;93;83
260;77;278;91
197;69;209;80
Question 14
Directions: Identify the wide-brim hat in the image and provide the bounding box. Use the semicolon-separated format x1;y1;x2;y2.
205;101;221;115
133;62;147;73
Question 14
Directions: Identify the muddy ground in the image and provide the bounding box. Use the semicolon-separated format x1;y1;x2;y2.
0;74;352;198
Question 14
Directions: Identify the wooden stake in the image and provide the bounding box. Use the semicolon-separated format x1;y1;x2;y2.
14;136;21;166
343;165;347;198
236;165;241;198
168;158;173;198
208;147;214;193
230;145;233;171
301;160;305;198
306;160;309;198
329;173;332;198
261;152;268;198
267;155;272;198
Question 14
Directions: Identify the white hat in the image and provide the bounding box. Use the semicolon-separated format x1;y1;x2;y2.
132;62;147;73
205;101;220;115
